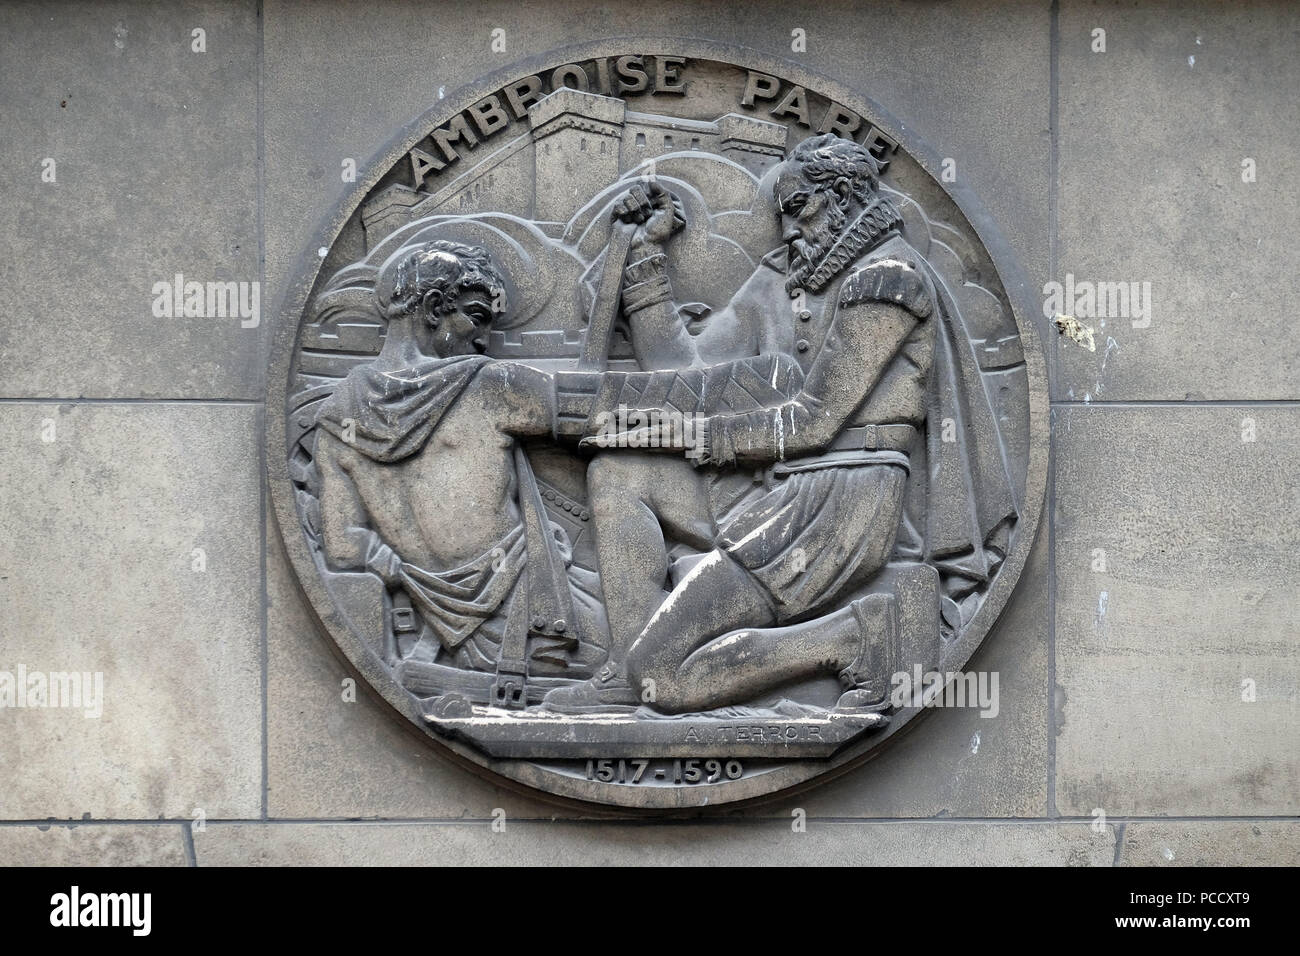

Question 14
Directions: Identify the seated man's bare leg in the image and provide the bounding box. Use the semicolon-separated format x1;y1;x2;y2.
587;451;716;666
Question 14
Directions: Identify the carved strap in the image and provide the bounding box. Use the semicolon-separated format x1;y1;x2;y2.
491;446;576;710
829;423;918;453
620;249;673;313
578;220;637;371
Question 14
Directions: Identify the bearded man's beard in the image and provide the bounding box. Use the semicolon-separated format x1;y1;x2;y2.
787;201;847;274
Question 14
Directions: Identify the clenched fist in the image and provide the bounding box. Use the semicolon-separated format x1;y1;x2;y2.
609;177;686;247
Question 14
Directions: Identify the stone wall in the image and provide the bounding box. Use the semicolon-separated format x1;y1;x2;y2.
1;0;1296;865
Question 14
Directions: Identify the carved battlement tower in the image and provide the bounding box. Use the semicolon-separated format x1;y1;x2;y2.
361;88;789;246
529;89;627;222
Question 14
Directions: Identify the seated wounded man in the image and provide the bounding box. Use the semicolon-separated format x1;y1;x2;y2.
313;239;605;677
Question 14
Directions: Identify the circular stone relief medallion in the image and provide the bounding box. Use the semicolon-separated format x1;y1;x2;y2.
267;41;1047;810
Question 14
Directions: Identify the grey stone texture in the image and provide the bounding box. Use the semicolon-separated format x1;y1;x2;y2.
193;820;1115;866
0;403;262;819
1056;0;1300;400
1119;821;1300;867
0;824;188;866
2;0;1297;863
1054;405;1300;817
0;1;261;399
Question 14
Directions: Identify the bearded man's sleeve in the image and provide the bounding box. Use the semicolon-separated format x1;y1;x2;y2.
552;352;806;445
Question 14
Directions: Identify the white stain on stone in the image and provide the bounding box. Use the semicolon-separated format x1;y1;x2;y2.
1096;336;1120;398
970;732;980;754
725;512;783;553
1101;336;1119;371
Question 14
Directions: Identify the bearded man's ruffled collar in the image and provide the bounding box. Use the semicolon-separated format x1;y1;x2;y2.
785;193;904;295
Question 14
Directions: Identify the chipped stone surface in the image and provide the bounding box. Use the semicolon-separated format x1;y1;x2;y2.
1053;314;1096;352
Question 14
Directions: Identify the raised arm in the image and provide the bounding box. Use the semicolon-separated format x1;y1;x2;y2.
596;178;707;371
619;240;702;370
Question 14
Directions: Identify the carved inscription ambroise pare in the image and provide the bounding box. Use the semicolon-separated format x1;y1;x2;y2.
269;48;1046;807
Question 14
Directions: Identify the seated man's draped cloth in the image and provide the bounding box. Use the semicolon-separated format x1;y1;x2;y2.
316;355;490;464
397;523;527;653
315;354;581;665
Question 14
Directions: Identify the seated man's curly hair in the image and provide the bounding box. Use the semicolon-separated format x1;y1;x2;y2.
382;239;507;321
